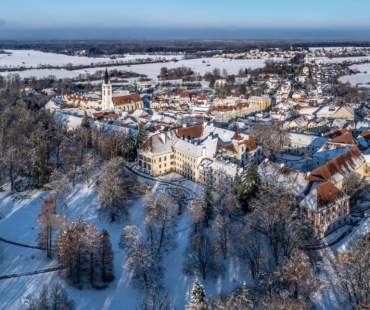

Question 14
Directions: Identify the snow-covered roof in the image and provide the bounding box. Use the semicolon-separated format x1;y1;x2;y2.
258;159;309;196
300;181;348;212
308;146;364;184
54;113;82;129
199;158;243;178
313;142;353;160
289;133;328;148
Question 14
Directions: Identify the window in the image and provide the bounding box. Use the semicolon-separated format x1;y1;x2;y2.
170;155;174;159
159;158;162;162
159;165;162;169
164;156;167;161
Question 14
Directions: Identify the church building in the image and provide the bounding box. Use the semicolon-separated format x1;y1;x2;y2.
101;69;144;112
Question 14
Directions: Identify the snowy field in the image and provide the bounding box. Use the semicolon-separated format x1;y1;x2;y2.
0;173;249;310
0;50;282;80
0;50;178;69
339;63;370;87
74;57;282;80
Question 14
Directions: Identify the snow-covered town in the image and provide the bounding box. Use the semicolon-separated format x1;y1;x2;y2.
2;4;370;307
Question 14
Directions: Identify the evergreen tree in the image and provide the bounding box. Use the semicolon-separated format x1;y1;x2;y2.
135;123;147;149
187;280;208;310
34;144;48;187
125;129;136;161
235;160;260;212
203;183;213;227
99;229;115;283
81;111;90;129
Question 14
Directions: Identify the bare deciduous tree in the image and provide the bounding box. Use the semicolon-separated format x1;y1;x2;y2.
145;193;178;254
183;232;222;280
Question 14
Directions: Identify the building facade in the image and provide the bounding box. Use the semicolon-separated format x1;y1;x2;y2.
137;123;261;184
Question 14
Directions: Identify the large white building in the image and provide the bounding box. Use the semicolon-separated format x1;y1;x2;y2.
137;123;262;187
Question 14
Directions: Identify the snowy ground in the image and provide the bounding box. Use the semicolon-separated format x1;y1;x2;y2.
339;62;370;87
0;50;178;69
0;172;250;310
0;50;281;80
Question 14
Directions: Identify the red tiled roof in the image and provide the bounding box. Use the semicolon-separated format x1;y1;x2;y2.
307;146;364;182
316;182;348;210
173;125;204;139
112;94;141;106
330;132;357;145
92;112;105;118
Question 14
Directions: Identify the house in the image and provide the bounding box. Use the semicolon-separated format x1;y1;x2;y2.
286;117;308;130
315;105;355;120
356;131;370;149
286;133;328;157
247;96;272;112
258;160;309;196
308;145;365;189
300;181;350;237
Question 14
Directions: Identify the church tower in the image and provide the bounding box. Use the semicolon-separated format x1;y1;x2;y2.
102;69;114;110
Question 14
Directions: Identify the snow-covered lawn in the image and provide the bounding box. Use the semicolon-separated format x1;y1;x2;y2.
0;173;249;310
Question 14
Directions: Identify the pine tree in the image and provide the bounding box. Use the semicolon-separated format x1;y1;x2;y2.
34;144;48;187
203;183;213;227
125;129;136;161
99;229;115;283
187;280;208;310
135;123;147;149
81;111;90;129
235;160;260;212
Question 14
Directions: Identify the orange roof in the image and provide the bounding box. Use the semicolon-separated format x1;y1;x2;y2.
216;142;237;155
173;125;204;139
112;94;141;106
180;91;190;98
330;132;356;145
92;112;105;118
316;182;348;210
307;146;364;182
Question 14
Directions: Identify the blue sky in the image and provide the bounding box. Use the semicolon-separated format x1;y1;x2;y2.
0;0;370;38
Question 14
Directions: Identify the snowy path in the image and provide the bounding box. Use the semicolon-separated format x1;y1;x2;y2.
0;236;48;251
0;265;66;280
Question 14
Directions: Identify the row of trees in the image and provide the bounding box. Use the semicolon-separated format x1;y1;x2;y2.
58;215;114;287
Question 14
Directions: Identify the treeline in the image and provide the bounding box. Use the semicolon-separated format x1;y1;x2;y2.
158;66;201;81
1;39;370;55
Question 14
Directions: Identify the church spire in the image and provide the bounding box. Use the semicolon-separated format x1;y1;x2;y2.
104;68;109;84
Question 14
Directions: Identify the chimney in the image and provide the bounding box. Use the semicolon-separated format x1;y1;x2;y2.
202;147;206;156
223;131;227;139
183;124;187;128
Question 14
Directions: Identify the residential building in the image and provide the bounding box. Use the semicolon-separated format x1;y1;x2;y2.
247;96;272;112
